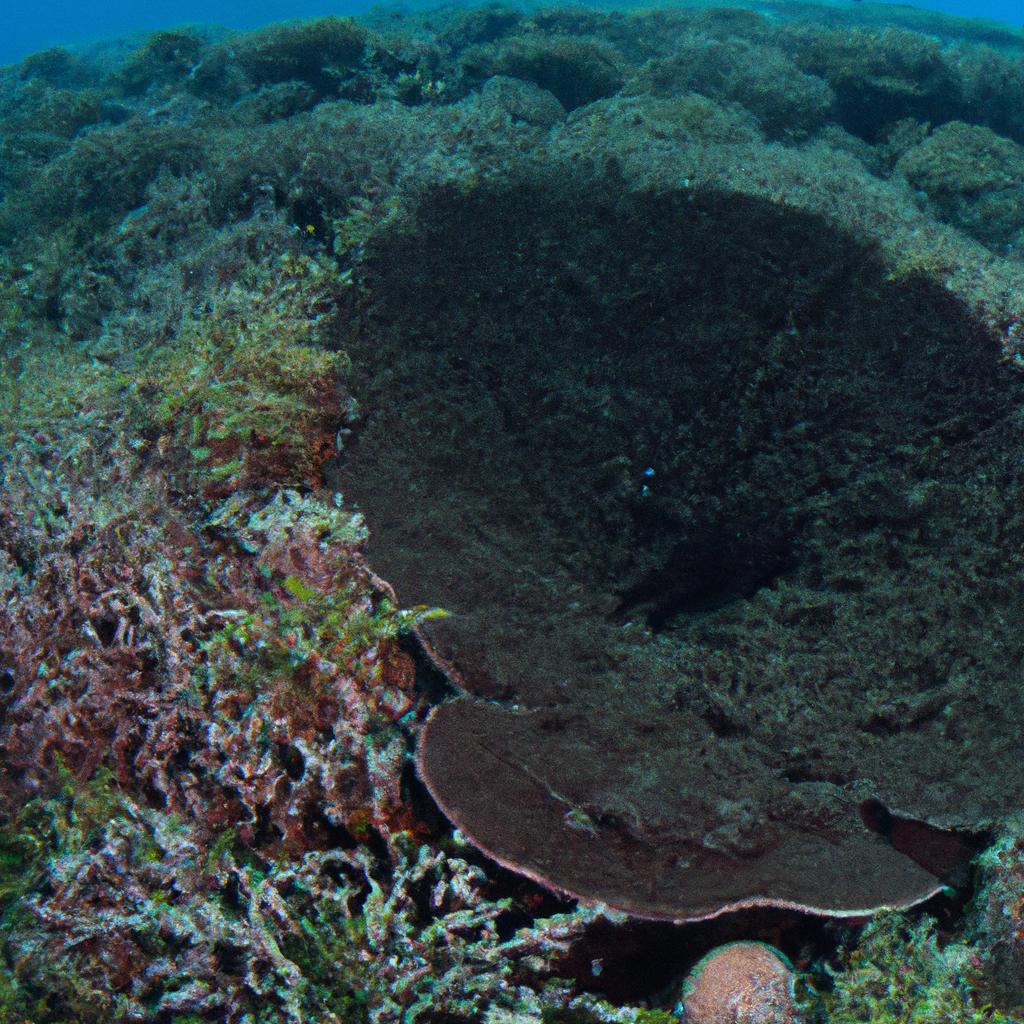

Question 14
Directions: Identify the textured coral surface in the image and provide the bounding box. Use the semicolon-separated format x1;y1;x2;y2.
681;943;794;1024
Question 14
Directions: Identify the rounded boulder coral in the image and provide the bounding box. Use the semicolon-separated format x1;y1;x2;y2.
680;942;796;1024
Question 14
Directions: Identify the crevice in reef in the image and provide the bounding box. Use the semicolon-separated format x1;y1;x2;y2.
858;799;987;889
615;526;800;630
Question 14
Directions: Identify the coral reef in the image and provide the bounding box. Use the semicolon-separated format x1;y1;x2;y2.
805;912;1010;1024
965;820;1024;1013
3;0;1024;1019
896;121;1024;247
354;177;1019;919
2;771;601;1023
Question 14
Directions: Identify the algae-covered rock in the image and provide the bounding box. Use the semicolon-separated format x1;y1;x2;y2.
231;17;368;90
191;16;370;103
781;25;958;139
897;121;1024;246
115;29;207;96
466;33;624;110
628;36;833;139
477;75;567;128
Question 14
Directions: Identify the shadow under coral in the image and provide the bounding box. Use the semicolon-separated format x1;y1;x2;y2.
333;175;1024;921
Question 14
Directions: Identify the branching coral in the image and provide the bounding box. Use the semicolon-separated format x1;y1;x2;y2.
0;245;414;846
3;784;602;1024
187;487;428;849
0;469;426;848
0;238;596;1023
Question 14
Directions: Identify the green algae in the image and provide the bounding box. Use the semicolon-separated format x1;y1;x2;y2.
278;903;372;1024
0;764;129;1023
143;254;348;495
807;913;1013;1024
0;252;346;497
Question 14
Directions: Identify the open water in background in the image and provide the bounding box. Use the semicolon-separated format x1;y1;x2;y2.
1;0;1022;67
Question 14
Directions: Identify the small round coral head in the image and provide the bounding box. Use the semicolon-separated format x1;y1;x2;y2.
680;941;796;1024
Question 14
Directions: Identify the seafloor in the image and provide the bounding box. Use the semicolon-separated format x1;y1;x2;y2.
4;1;1024;1020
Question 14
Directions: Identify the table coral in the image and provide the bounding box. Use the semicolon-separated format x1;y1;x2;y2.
346;178;1017;920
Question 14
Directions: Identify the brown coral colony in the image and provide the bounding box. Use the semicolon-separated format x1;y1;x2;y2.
681;942;797;1024
341;164;1024;922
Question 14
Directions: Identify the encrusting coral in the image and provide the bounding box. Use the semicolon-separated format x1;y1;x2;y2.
366;176;1017;921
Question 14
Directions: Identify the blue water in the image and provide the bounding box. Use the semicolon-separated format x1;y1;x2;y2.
0;0;371;66
0;0;1022;66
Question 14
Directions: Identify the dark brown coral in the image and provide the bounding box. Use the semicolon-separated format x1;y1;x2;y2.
337;176;1024;920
